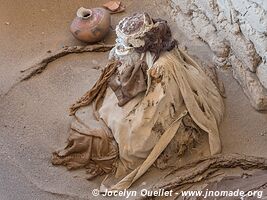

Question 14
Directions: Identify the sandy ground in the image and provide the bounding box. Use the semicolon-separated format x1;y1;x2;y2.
0;0;267;200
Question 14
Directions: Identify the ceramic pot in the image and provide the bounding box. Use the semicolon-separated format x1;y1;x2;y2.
70;7;110;43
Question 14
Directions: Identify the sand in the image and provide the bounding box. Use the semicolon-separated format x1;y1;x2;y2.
0;0;267;200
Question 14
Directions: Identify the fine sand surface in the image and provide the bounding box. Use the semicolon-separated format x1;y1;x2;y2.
0;1;267;200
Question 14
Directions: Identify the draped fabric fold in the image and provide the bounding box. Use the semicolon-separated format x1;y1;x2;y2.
52;12;224;191
98;49;224;190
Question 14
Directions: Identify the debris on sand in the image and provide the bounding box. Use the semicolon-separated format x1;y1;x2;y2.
103;1;125;14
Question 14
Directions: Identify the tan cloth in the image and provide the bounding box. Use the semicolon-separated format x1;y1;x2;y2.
98;48;224;190
52;48;224;190
52;105;118;176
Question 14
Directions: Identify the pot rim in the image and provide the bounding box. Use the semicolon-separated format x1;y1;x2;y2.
77;7;92;19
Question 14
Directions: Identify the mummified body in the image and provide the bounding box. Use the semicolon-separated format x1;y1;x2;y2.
52;13;224;190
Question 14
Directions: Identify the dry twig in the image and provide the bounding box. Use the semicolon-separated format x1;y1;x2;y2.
20;44;114;81
158;154;267;190
137;154;267;200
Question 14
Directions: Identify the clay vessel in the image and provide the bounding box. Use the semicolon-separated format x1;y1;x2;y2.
70;7;110;43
